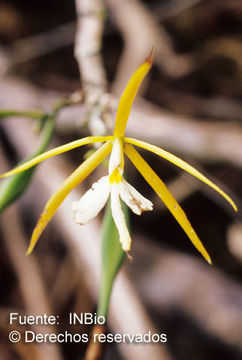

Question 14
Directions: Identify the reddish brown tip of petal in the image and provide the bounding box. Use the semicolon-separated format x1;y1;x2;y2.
146;46;155;65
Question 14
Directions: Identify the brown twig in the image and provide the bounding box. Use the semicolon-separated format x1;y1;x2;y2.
84;325;106;360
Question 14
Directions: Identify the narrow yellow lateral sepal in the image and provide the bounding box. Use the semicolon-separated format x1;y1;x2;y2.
124;144;212;264
0;136;113;178
114;50;154;138
26;141;113;255
124;137;237;212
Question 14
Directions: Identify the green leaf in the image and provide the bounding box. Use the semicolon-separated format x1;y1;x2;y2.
0;118;54;213
97;199;129;319
0;109;45;119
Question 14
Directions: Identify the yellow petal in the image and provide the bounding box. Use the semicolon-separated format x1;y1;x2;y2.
26;141;113;255
124;137;237;212
114;49;154;138
124;143;212;264
0;136;113;178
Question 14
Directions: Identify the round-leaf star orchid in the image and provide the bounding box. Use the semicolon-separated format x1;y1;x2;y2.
0;50;237;263
72;137;153;252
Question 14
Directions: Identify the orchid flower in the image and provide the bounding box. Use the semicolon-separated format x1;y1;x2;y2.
0;51;237;263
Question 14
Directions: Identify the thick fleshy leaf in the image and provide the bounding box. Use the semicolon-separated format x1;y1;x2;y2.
124;137;237;212
124;143;212;264
0;136;113;179
119;179;153;215
72;176;110;225
97;199;127;319
26;141;113;255
113;49;154;137
110;183;131;251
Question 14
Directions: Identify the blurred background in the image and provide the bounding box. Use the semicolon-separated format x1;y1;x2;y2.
0;0;242;359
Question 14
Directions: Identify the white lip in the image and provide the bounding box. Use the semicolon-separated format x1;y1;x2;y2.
72;176;110;225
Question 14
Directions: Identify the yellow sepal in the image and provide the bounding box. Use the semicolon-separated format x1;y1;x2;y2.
124;137;237;212
26;141;113;255
0;136;113;178
114;50;154;138
124;144;212;264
